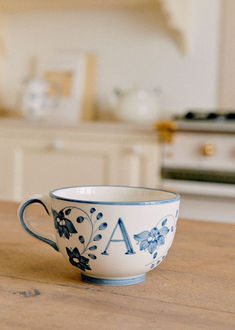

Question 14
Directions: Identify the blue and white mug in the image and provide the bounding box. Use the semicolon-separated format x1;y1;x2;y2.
18;185;180;285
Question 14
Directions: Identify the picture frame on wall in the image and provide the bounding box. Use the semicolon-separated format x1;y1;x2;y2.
38;53;96;123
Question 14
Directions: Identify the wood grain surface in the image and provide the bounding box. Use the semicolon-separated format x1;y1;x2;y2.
0;201;235;329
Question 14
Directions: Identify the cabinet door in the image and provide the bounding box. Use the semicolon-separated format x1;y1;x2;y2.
1;130;160;201
12;138;119;201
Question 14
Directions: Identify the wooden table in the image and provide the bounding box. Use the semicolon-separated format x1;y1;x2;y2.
0;201;235;329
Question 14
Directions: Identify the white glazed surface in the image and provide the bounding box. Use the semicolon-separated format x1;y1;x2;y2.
50;185;177;202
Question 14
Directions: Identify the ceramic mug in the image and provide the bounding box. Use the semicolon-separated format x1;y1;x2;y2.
18;185;180;285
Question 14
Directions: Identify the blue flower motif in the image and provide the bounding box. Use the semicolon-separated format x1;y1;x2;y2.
134;224;169;255
52;209;77;239
66;247;91;271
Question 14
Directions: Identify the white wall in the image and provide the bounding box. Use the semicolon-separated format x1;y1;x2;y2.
0;0;221;119
218;0;235;108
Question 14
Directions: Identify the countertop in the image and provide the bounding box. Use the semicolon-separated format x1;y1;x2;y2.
0;201;235;329
0;117;156;134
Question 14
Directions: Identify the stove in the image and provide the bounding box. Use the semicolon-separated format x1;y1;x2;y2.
159;111;235;223
174;110;235;133
176;110;235;121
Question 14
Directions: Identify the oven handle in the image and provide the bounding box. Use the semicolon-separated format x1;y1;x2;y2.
162;179;235;198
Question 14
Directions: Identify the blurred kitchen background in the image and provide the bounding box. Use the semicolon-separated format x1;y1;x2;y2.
0;0;234;223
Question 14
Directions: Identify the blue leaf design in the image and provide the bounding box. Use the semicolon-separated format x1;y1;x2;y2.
93;234;102;241
150;227;159;238
88;254;97;259
65;208;71;216
64;219;77;234
158;235;165;245
58;210;64;219
148;241;158;254
150;264;155;269
90;208;96;213
133;231;149;242
52;209;58;218
89;245;97;250
96;212;103;220
77;216;84;223
98;222;107;230
162;218;167;226
153;252;158;259
171;225;174;232
159;226;169;236
140;240;149;250
79;235;85;244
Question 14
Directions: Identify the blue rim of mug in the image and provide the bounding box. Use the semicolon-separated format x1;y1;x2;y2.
49;185;180;205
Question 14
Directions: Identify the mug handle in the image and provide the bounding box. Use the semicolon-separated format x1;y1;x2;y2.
18;194;58;251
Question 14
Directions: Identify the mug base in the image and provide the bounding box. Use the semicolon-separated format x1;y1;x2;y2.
81;273;146;286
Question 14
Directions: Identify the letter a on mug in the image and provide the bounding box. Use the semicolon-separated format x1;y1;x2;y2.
101;218;136;255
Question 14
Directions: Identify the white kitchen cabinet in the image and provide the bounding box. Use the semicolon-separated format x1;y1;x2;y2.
0;119;160;201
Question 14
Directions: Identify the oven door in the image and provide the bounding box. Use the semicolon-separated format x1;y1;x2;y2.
161;168;235;223
162;167;235;198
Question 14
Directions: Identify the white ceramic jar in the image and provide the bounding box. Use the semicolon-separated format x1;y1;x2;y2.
113;88;161;124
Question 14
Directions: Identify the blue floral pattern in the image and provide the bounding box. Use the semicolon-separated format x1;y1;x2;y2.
133;216;173;269
134;218;169;254
66;247;91;271
52;206;108;272
52;206;179;272
52;209;77;239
